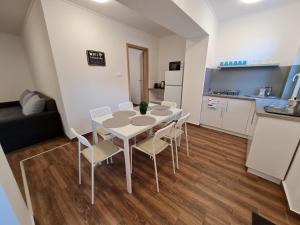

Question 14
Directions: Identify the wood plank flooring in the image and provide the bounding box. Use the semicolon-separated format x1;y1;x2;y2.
6;126;300;225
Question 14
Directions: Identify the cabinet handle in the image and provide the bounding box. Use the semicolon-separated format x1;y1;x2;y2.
226;102;229;112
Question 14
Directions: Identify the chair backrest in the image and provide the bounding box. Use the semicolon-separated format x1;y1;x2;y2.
90;106;112;119
154;122;175;142
175;113;191;130
118;101;133;111
161;101;177;108
71;128;92;149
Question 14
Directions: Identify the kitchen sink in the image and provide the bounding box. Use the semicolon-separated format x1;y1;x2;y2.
264;105;300;117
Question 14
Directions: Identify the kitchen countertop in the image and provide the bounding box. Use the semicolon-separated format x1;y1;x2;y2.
204;93;255;101
203;93;300;122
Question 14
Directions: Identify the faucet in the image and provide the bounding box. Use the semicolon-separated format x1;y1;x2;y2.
291;73;300;99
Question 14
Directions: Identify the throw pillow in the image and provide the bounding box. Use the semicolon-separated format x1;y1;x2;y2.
22;95;46;115
21;91;35;107
19;90;31;105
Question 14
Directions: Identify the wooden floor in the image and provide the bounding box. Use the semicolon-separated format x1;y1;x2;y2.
6;126;300;225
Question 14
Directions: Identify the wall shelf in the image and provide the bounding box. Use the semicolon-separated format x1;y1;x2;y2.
218;63;280;70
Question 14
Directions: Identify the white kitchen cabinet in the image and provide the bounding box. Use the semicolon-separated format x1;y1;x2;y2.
246;102;257;136
222;99;252;134
200;96;253;135
283;144;300;214
200;96;226;128
246;116;300;183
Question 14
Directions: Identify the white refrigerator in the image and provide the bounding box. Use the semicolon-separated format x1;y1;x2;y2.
164;70;183;108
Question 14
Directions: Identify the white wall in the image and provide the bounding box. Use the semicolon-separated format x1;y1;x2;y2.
0;145;33;225
22;0;70;137
40;0;159;136
171;0;218;67
181;37;208;124
128;48;142;105
157;35;186;81
0;33;34;103
215;1;300;67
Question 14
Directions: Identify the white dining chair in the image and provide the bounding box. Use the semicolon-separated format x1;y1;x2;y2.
118;101;134;111
71;128;123;204
160;101;178;127
130;122;176;192
164;113;191;169
90;106;114;141
161;101;177;108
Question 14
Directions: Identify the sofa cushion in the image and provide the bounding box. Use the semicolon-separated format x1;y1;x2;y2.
0;106;25;122
21;91;35;107
22;95;46;115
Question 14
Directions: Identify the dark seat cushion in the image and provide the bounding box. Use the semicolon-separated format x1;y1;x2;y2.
0;106;25;122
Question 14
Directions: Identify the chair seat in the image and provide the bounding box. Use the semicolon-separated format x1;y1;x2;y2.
82;141;121;164
97;128;111;137
134;137;169;155
164;127;184;138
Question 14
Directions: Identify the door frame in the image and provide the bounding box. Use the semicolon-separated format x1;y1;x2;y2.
126;43;149;103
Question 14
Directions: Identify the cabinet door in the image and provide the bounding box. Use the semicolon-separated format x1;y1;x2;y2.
222;99;252;134
200;97;225;128
246;102;257;137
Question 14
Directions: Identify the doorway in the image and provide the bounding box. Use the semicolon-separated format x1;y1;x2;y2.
126;43;149;104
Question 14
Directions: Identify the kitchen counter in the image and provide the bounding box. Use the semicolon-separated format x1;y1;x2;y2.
203;93;300;123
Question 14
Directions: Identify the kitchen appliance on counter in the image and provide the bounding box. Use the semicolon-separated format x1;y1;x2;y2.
164;70;183;107
258;86;273;97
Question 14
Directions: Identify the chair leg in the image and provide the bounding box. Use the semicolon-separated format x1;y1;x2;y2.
178;135;182;147
91;165;95;204
170;141;176;174
110;157;113;164
130;147;133;174
174;137;179;169
153;155;159;192
185;129;189;156
78;152;81;185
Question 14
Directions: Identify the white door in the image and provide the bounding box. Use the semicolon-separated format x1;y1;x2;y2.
222;99;252;134
165;71;183;85
200;96;225;128
128;48;143;105
164;86;182;107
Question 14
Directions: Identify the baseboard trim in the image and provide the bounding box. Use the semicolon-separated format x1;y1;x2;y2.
200;124;248;139
247;168;281;184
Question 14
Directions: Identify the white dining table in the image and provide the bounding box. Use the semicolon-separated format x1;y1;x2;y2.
92;105;183;193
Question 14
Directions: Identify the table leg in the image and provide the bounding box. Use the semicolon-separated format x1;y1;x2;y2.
123;138;132;193
92;121;99;144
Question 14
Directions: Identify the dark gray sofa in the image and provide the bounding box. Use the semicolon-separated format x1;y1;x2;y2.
0;92;64;153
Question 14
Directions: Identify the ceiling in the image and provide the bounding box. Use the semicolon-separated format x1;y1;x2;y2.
208;0;298;21
69;0;174;37
0;0;31;34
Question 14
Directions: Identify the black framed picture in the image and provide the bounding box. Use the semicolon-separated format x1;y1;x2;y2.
86;50;106;66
